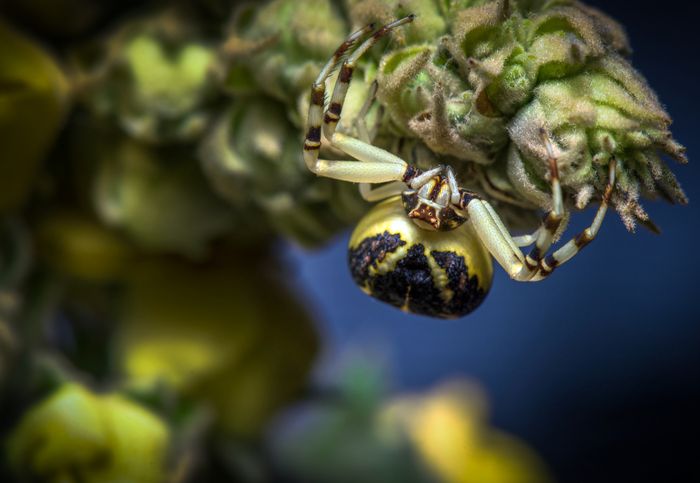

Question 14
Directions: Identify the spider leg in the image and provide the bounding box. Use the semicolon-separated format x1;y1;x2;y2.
446;166;461;205
359;181;405;201
303;16;416;187
463;160;617;282
465;197;528;280
323;15;415;141
354;79;379;144
351;79;404;202
516;128;566;279
303;23;375;171
408;165;443;189
512;228;542;247
312;158;407;183
465;129;565;277
310;131;412;184
535;159;617;279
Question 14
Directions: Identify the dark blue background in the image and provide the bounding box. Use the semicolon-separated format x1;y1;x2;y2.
285;1;699;481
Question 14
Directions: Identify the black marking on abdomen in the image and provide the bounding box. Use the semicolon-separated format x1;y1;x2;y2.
348;231;405;285
348;233;487;318
431;250;487;316
369;244;446;317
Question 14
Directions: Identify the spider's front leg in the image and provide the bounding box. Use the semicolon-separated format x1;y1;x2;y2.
351;79;407;202
464;159;617;282
302;16;415;192
518;129;567;278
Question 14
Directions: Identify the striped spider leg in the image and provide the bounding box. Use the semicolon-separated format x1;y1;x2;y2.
303;16;416;190
302;17;618;285
468;155;617;281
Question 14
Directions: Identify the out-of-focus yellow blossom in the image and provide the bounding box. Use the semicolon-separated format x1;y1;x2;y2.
380;381;550;483
7;382;170;483
116;250;318;437
0;20;70;213
35;211;135;282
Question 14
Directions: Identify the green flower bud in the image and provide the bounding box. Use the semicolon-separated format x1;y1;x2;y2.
76;10;217;144
91;133;235;258
346;0;448;45
353;0;686;231
221;0;347;104
8;382;170;483
199;96;366;246
0;20;70;213
116;251;319;437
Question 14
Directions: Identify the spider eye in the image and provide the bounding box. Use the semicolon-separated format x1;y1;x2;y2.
347;197;493;318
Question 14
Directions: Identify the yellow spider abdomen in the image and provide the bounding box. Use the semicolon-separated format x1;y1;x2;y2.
348;197;493;319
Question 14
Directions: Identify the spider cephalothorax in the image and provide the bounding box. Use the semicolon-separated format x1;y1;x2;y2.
400;165;475;232
302;16;626;318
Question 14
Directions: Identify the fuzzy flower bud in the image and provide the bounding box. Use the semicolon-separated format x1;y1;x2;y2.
75;9;217;144
199;97;367;246
352;0;686;231
221;0;347;104
7;382;170;483
88;131;235;258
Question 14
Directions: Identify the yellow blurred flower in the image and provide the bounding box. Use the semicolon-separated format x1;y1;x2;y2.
0;20;70;213
35;211;135;282
7;382;170;483
380;381;551;483
116;250;319;437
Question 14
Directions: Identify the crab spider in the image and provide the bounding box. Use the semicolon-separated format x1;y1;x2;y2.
303;16;617;318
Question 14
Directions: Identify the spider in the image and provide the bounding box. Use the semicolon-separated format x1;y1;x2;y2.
303;16;616;319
